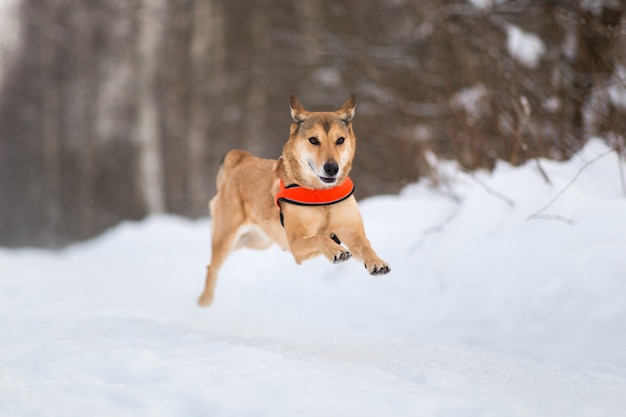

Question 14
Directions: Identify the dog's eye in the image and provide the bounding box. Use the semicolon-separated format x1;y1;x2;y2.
308;137;320;145
336;137;345;145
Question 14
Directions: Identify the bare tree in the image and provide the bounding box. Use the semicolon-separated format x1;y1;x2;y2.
136;0;167;214
0;0;623;247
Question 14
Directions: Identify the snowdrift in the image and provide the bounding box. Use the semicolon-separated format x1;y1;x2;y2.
1;139;625;416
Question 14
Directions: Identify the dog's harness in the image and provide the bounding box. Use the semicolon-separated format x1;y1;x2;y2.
275;178;355;227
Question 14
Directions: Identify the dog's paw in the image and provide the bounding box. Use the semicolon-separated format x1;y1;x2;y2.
332;248;352;264
365;259;391;276
197;293;214;307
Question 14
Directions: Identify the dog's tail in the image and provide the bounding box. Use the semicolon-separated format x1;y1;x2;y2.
210;149;247;217
215;149;247;192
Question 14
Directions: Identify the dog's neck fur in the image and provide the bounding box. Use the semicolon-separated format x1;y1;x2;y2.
275;155;308;188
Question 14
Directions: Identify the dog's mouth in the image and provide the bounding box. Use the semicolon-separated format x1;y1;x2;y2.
308;161;339;185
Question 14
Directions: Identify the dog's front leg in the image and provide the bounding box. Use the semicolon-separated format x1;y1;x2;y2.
281;204;353;265
281;205;351;264
329;199;391;275
288;234;352;264
341;231;390;275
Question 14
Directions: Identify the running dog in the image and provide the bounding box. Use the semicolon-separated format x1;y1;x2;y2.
198;95;390;306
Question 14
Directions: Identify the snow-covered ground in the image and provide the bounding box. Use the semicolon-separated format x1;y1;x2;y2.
1;140;625;417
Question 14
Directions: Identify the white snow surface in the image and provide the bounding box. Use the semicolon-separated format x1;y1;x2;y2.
2;139;626;416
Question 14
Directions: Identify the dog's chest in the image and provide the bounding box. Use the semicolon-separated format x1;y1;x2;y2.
281;198;355;235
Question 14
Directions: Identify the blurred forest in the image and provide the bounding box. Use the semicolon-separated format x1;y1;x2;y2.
0;0;624;247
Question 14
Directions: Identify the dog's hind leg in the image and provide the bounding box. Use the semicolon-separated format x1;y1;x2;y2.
198;200;244;307
198;229;237;307
234;225;273;250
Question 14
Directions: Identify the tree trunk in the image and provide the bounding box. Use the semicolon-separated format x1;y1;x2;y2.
136;0;167;214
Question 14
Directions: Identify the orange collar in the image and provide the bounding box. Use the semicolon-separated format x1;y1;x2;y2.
276;177;355;208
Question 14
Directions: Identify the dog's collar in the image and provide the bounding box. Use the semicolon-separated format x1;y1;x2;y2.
276;177;354;207
275;177;355;227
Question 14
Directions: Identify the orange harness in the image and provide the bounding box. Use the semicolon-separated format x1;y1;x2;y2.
275;177;355;227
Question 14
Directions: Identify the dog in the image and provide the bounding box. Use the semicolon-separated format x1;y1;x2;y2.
198;95;390;306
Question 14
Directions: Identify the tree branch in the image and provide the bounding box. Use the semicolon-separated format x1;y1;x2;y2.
528;146;616;223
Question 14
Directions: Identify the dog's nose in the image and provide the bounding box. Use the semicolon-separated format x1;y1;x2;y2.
323;161;339;176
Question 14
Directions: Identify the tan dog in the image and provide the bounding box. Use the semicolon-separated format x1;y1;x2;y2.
198;96;390;307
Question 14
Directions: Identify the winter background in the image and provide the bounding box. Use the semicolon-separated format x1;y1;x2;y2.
1;140;625;416
2;0;626;416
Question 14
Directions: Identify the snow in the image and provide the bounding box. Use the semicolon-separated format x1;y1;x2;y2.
450;83;488;125
467;0;507;10
506;25;546;69
608;64;626;111
2;139;626;416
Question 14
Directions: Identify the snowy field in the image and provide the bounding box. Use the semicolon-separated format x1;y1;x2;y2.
1;140;625;417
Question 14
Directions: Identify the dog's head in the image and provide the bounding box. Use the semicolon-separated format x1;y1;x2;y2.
283;95;357;189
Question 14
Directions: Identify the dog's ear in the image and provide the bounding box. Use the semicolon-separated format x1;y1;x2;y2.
337;95;357;123
289;95;309;123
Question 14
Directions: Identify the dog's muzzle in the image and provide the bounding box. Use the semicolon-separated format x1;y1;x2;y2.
321;161;339;183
